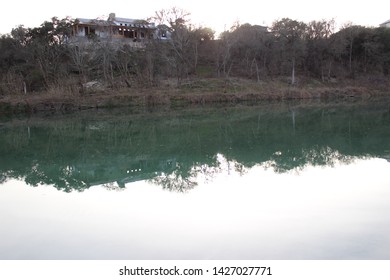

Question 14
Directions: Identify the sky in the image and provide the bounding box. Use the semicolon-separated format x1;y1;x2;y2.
1;0;389;35
1;156;390;259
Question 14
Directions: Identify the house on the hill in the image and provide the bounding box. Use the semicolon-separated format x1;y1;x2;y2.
380;19;390;28
71;13;170;46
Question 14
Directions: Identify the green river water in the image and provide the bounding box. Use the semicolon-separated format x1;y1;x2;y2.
1;100;390;259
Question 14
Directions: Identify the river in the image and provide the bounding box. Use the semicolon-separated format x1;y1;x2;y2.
1;100;390;259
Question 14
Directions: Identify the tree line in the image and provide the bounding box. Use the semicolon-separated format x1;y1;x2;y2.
1;8;390;95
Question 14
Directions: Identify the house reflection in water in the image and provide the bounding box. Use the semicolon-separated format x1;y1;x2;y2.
70;156;177;189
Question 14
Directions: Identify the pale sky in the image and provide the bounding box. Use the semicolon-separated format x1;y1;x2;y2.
1;0;389;35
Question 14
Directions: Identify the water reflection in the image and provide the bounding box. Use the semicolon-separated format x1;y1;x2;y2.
152;154;247;192
0;101;390;192
1;101;390;260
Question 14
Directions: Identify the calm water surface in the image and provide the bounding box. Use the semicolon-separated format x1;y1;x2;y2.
1;101;390;259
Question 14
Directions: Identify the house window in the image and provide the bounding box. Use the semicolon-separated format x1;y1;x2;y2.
140;32;145;38
84;26;96;37
123;30;136;39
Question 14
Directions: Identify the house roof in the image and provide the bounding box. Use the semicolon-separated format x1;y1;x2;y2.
114;17;139;24
113;21;155;29
112;17;155;29
76;18;111;26
76;16;155;29
77;18;94;24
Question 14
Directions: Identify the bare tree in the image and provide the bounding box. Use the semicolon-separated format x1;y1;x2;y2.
150;7;194;86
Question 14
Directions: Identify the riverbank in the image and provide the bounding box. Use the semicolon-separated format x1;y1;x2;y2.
0;78;389;115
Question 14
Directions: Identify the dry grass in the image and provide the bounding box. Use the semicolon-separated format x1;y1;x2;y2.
1;77;389;115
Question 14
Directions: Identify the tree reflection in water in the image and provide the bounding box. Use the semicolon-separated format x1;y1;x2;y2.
151;153;247;192
0;101;389;192
264;146;360;173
